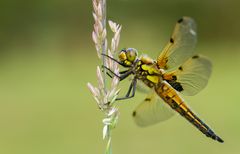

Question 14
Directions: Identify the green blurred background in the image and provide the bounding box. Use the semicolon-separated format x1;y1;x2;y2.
0;0;239;153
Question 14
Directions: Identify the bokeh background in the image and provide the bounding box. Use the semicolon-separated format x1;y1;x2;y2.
0;0;240;154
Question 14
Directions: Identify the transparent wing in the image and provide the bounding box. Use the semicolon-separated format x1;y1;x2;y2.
136;80;152;93
132;91;175;127
157;17;197;70
163;55;212;96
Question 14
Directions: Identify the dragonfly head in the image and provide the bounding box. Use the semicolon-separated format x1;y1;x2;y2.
118;48;138;66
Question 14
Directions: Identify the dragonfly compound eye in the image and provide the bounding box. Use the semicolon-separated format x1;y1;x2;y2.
118;51;127;61
126;48;138;62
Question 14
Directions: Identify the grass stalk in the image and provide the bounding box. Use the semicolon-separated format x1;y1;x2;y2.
88;0;122;153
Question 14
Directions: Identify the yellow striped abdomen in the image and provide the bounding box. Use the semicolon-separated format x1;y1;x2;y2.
155;81;223;143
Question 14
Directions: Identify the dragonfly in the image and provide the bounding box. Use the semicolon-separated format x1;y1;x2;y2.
103;16;224;143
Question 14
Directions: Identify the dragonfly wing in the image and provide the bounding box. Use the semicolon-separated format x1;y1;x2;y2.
157;17;197;70
136;81;152;93
132;91;175;127
163;55;212;96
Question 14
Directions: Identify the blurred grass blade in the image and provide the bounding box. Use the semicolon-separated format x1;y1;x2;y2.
105;137;112;154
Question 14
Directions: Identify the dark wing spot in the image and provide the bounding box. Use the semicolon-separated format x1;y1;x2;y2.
192;55;199;59
132;111;136;117
177;18;183;23
167;80;184;92
172;75;177;80
170;38;174;43
144;98;151;101
178;66;183;71
173;82;183;92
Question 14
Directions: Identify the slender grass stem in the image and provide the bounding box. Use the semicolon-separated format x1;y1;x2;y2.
89;0;122;153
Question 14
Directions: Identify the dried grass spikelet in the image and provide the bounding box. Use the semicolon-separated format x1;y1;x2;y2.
88;0;123;153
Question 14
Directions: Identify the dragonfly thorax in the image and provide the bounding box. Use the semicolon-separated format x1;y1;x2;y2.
118;48;162;88
134;56;162;88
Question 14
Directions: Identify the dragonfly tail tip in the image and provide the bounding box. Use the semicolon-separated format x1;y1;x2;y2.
216;136;224;143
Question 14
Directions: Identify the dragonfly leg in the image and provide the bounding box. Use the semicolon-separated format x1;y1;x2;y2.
105;69;128;78
102;65;132;81
102;66;114;78
119;71;132;81
116;78;137;100
102;65;120;77
106;72;113;78
101;53;130;67
119;70;129;74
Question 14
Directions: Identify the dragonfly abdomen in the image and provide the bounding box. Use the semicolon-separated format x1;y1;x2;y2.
155;81;224;143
